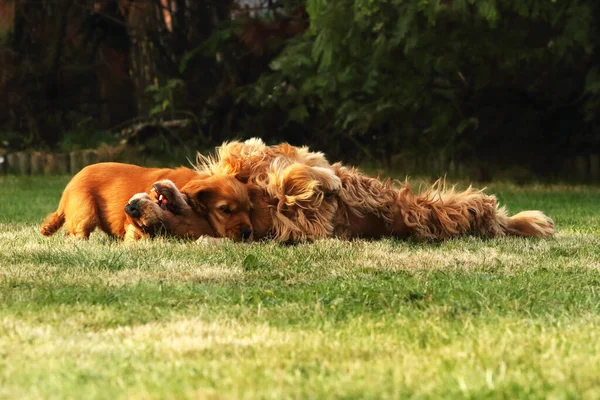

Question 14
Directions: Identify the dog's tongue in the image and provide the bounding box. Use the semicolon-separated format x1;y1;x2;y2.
158;194;168;209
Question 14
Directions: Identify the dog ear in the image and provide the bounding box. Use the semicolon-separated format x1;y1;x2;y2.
192;188;213;215
247;183;277;207
234;172;249;184
181;183;214;216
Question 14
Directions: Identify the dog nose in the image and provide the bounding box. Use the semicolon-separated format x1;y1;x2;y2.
240;227;253;241
124;201;141;218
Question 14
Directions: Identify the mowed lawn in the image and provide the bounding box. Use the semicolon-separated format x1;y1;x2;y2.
1;174;600;399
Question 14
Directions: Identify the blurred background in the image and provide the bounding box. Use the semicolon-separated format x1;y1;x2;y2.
0;0;599;182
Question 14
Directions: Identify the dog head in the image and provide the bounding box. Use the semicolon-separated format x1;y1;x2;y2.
124;180;214;239
180;174;253;241
124;192;167;237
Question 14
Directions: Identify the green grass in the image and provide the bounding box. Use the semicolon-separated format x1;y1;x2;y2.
1;174;600;399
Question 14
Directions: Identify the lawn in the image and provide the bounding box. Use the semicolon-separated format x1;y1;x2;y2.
1;174;600;399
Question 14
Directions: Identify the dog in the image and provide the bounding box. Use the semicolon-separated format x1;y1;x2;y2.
124;180;214;240
126;179;273;242
179;174;254;241
40;162;253;241
40;162;200;239
194;138;556;242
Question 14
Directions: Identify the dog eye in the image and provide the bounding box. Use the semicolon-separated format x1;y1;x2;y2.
219;205;232;214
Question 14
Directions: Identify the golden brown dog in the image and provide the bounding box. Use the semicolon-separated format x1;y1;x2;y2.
179;174;254;241
124;180;214;240
126;179;272;242
40;162;200;239
40;162;253;241
194;138;556;242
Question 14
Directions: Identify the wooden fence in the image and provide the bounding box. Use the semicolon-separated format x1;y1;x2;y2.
0;149;117;176
0;149;598;182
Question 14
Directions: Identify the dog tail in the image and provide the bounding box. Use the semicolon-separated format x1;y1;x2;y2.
40;211;65;236
504;210;555;238
40;194;68;237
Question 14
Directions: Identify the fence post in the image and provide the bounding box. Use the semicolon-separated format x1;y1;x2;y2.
81;149;98;167
30;151;44;175
0;153;5;174
16;152;31;175
69;151;83;174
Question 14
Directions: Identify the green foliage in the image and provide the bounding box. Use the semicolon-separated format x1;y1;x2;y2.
145;79;186;119
238;0;599;165
58;130;118;152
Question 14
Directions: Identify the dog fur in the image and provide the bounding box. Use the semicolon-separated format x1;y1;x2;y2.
194;138;555;242
40;162;253;241
124;180;214;240
179;174;254;241
40;162;200;239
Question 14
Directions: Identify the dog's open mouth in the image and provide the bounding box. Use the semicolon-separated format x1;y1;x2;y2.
151;186;169;210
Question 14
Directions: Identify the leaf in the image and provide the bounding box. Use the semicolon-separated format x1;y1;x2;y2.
456;117;479;134
165;79;184;90
585;67;600;94
179;48;203;74
149;105;163;116
144;84;159;93
288;104;310;123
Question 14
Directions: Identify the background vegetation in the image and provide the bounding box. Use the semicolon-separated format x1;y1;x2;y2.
1;0;600;179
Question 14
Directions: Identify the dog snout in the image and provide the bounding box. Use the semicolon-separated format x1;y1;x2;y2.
124;201;141;218
240;227;253;241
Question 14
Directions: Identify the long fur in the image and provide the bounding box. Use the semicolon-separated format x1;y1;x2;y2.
194;138;555;242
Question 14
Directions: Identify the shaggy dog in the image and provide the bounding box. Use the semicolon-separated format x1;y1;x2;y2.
124;180;214;240
193;138;555;242
40;162;253;241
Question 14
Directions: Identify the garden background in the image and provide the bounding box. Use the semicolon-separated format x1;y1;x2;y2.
1;0;599;181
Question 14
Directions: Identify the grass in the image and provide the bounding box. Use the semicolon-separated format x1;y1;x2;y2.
1;174;600;399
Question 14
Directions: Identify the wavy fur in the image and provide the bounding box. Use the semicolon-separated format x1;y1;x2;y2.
195;139;555;241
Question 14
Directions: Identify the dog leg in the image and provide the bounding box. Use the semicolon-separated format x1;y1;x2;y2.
124;224;146;241
67;215;98;239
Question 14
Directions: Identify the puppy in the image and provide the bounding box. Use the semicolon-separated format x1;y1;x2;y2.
124;180;214;240
40;162;200;239
179;174;254;241
125;179;271;242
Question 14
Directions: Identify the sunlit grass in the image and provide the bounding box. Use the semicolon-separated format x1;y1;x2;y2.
1;175;599;399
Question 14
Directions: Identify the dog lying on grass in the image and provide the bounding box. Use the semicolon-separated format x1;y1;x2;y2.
40;162;253;241
41;142;555;244
193;138;555;242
